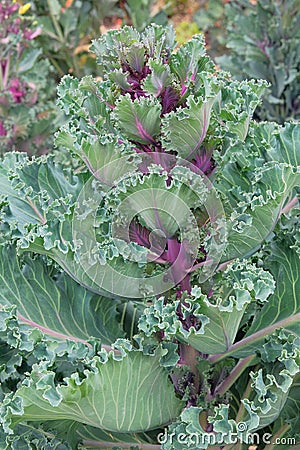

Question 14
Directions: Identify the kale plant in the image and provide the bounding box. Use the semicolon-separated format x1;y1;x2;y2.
0;25;299;449
217;0;300;123
0;0;59;155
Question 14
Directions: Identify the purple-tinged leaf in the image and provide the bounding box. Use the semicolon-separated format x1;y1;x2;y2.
162;95;218;160
161;86;180;115
129;221;151;248
113;94;161;145
165;238;194;293
143;59;171;97
191;146;214;175
126;44;145;74
169;34;214;84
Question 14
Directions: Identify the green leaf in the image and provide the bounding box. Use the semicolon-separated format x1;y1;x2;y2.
219;162;300;261
0;246;125;345
162;95;218;160
277;374;300;441
0;423;71;450
19;49;43;73
245;241;300;341
169;34;213;83
216;0;300;122
239;332;300;430
162;404;260;449
143;59;171;96
3;345;183;434
253;121;300;167
43;419;159;450
139;262;275;354
90;25;176;77
208;242;300;361
163;339;300;447
113;94;162;145
48;0;61;18
56;131;139;185
108;165;207;237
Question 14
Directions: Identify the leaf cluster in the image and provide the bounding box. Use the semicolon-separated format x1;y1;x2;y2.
0;24;299;449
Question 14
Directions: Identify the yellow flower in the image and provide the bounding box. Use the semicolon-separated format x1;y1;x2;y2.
19;3;31;15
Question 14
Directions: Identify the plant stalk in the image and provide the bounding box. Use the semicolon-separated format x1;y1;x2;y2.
281;195;299;215
47;0;65;43
208;313;300;364
208;354;255;400
263;423;291;450
235;375;254;424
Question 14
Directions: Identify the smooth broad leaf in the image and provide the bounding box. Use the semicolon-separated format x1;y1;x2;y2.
0;246;125;345
40;419;159;450
3;345;183;433
113;94;162;145
19;49;43;73
162;95;218;160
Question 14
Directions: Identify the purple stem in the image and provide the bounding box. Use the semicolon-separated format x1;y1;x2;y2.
208;312;300;364
207;354;255;400
281;195;298;215
135;116;157;145
3;53;10;88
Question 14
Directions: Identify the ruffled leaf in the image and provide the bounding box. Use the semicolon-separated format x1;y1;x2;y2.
139;261;274;354
2;344;183;434
113;94;162;145
162;95;218;160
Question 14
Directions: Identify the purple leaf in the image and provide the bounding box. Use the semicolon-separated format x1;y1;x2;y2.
191;146;214;175
135;116;157;145
166;238;194;293
161;86;180;115
129;221;151;248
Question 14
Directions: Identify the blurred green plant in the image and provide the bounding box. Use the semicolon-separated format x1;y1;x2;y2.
0;0;59;155
30;0;116;78
193;0;229;59
124;0;168;31
174;20;201;46
165;0;191;14
217;0;300;123
30;0;169;79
